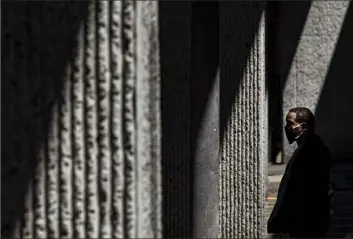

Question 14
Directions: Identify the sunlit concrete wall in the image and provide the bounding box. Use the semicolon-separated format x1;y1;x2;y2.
280;1;352;161
2;1;161;238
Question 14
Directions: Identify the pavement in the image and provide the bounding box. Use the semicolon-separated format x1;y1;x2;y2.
265;165;284;229
268;163;287;176
266;163;284;200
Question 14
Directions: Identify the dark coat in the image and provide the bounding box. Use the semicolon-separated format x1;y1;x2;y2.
268;134;332;237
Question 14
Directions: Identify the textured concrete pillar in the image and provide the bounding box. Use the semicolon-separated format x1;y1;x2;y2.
2;1;161;238
281;1;350;161
219;2;267;238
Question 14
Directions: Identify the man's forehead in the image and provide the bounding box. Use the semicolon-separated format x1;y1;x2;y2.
286;111;296;119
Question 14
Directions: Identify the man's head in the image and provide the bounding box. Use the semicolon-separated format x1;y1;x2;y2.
284;107;315;144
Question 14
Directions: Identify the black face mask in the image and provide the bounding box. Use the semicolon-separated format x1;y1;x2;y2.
284;124;305;144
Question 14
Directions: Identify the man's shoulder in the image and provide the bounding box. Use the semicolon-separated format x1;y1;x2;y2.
307;134;330;151
301;134;332;164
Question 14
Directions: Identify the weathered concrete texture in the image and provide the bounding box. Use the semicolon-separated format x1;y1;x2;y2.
219;2;267;238
315;2;353;161
2;1;161;238
281;1;350;161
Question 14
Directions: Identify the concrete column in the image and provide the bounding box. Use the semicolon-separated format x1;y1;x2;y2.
191;3;219;238
2;1;161;238
219;2;267;238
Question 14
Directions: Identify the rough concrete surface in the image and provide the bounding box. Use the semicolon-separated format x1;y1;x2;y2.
281;1;351;161
5;1;350;238
219;2;267;238
2;1;161;238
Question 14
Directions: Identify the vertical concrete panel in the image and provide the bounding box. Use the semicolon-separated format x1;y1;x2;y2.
110;2;125;238
84;2;100;237
281;1;349;161
96;2;112;237
191;3;219;238
220;2;267;238
72;14;86;238
121;1;137;237
135;1;162;237
59;45;74;239
2;1;161;238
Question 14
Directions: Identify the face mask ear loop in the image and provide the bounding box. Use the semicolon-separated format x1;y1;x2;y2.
293;123;307;140
291;123;302;130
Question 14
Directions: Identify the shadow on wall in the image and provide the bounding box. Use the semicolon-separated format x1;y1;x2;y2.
315;3;353;237
161;1;269;237
268;1;353;237
266;1;312;164
160;1;219;237
219;1;266;139
1;2;89;237
190;2;219;237
315;2;353;161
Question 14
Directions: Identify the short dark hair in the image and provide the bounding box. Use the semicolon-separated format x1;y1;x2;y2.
288;107;316;130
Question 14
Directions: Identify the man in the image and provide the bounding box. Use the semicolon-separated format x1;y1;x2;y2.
268;107;332;238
